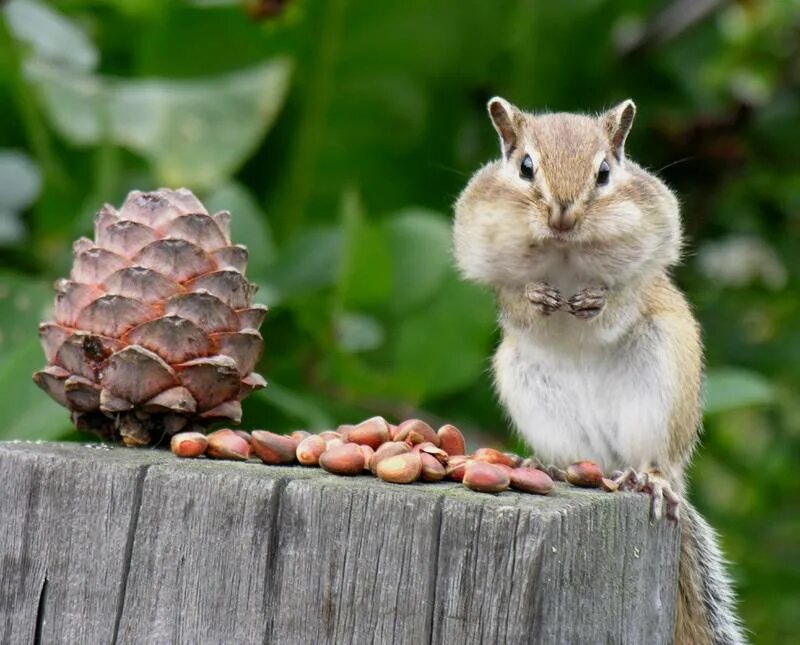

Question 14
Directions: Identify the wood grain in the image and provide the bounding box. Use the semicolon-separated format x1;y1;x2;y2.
0;442;680;644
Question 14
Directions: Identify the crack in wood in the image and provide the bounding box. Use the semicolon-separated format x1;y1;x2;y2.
424;497;444;645
111;464;150;645
261;476;288;645
33;574;47;645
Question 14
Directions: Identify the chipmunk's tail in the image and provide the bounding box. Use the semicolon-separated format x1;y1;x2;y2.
675;503;747;645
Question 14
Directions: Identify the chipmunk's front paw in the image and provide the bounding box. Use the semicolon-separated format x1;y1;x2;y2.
612;467;681;521
567;286;608;319
525;282;562;316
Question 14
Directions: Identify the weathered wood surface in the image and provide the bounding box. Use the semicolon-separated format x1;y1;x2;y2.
0;441;680;644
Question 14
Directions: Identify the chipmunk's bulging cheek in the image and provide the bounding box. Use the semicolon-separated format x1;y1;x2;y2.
616;200;644;221
453;208;535;286
585;200;643;239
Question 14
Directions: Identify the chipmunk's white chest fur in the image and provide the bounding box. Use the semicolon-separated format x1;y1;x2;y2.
494;313;676;473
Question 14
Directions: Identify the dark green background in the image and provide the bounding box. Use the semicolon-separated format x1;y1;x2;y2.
1;1;797;640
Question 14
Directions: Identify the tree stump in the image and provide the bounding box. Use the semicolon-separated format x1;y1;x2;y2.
0;441;680;644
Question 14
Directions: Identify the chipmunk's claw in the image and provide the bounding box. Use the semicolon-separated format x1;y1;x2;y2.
521;458;567;482
545;464;567;481
525;282;563;315
567;286;608;319
613;467;680;522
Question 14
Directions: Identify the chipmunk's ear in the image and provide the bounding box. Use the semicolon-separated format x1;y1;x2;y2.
601;99;636;161
487;96;521;159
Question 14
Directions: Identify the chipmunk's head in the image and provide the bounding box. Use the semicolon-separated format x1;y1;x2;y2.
453;97;681;289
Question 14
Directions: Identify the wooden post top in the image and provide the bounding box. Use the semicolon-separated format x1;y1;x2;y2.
0;441;680;644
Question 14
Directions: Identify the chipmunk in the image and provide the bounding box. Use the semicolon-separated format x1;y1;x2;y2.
453;97;745;644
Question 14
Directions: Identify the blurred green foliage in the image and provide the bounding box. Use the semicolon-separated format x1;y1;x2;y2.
0;0;798;640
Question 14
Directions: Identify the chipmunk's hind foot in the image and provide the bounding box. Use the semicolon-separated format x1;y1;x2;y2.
612;467;681;521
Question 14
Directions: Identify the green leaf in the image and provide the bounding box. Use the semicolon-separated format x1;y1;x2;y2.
337;190;392;309
0;272;52;360
0;338;71;441
27;62;109;144
335;312;385;353
263;226;342;302
112;59;292;188
28;58;293;189
4;0;98;71
0;212;23;244
0;150;41;243
391;273;495;400
0;149;41;212
0;273;69;440
384;208;451;312
254;382;334;431
205;181;276;276
704;367;775;415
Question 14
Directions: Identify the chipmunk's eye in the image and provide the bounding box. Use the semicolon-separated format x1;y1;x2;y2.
596;159;610;186
519;154;535;180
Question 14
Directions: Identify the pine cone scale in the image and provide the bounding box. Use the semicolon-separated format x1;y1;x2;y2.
64;376;101;412
185;270;252;309
75;295;155;337
165;214;228;248
175;355;241;411
126;316;213;364
98;220;159;256
102;267;183;303
71;247;127;283
133;239;216;281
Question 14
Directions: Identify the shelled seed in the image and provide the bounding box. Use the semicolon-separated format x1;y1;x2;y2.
473;447;516;468
207;429;251;461
170;432;208;458
359;445;375;470
437;424;466;456
346;417;391;449
566;460;604;488
463;461;510;493
296;435;326;466
369;441;411;476
376;453;422;484
420;452;446;481
446;455;469;482
251;430;298;465
233;430;252;444
290;430;311;442
320;443;365;476
394;419;439;446
509;467;554;495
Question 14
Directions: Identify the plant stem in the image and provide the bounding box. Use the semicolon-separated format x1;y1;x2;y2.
91;86;120;201
0;14;69;188
75;82;120;236
280;0;349;239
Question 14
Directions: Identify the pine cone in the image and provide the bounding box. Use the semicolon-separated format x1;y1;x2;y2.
33;188;268;446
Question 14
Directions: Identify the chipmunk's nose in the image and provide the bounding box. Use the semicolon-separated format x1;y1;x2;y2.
548;201;576;232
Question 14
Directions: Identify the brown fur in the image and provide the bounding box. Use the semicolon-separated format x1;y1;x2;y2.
641;275;703;473
643;278;715;644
